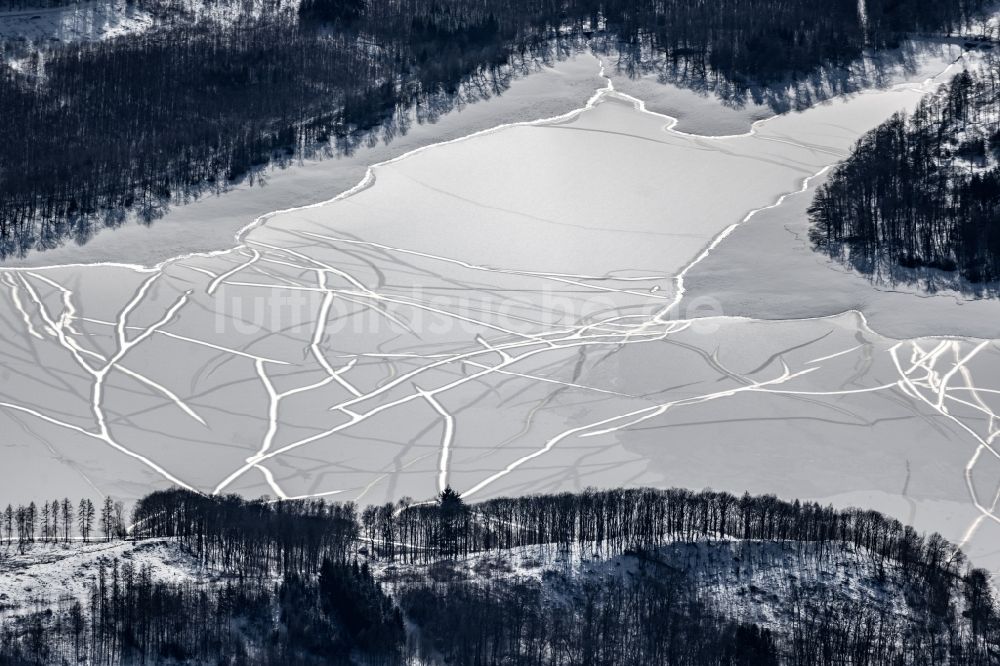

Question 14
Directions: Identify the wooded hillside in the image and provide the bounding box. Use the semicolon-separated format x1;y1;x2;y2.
811;63;1000;288
1;486;997;664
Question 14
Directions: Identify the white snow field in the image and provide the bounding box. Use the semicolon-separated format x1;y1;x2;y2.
2;46;1000;576
0;539;207;617
0;0;155;56
0;0;294;55
0;537;933;623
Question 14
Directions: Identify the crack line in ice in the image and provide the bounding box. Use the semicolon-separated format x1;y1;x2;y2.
211;315;689;495
889;343;1000;550
293;231;673;300
2;273;43;340
806;345;863;364
207;247;260;295
415;386;456;493
1;271;199;491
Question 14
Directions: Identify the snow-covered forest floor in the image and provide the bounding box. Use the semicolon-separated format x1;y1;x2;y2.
0;535;943;631
0;539;207;617
0;0;296;57
381;539;928;631
0;0;154;53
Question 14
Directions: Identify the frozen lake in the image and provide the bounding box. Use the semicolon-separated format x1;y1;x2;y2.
2;49;999;573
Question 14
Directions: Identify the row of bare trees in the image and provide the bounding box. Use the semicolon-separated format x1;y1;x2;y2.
130;490;359;576
1;497;124;551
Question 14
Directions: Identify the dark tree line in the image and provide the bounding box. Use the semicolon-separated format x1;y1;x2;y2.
131;486;990;605
1;486;999;664
129;490;359;576
0;0;984;259
368;486;967;579
121;485;1000;658
811;64;1000;288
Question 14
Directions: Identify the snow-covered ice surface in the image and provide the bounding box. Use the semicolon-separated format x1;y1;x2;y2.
2;41;1000;579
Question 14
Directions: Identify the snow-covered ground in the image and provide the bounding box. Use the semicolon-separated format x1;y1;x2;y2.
0;536;936;631
0;38;999;580
0;539;208;616
382;539;933;631
0;0;155;51
0;0;298;68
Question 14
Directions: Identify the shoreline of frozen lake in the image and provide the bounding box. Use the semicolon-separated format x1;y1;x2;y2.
5;34;977;270
600;38;970;136
0;54;605;269
684;169;1000;340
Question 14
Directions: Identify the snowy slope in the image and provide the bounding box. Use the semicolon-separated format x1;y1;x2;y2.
381;539;947;633
0;536;954;633
0;539;209;617
0;0;154;50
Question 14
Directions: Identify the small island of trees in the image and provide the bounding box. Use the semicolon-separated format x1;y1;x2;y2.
810;63;1000;289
